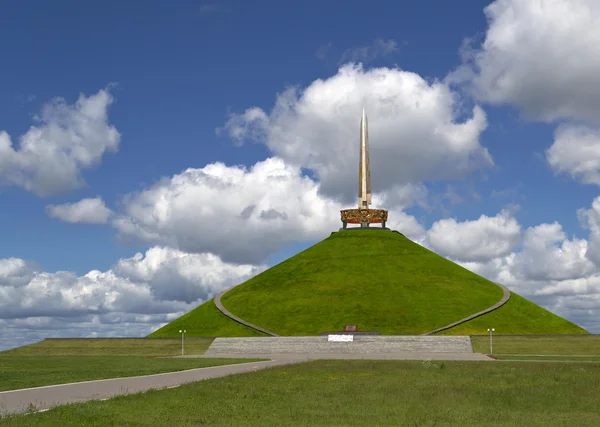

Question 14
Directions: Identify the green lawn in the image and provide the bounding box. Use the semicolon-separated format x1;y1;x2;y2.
470;335;600;355
149;299;265;338
0;356;262;392
497;355;600;361
1;338;214;357
4;360;600;426
437;293;588;335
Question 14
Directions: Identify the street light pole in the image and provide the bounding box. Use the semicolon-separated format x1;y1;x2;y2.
179;329;186;356
487;328;495;354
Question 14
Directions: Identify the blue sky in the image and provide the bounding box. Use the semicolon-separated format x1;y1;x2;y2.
2;0;600;349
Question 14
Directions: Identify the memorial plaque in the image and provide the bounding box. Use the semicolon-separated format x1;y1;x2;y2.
328;334;354;342
344;324;358;332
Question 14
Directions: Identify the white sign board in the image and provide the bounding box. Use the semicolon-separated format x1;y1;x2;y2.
328;334;354;342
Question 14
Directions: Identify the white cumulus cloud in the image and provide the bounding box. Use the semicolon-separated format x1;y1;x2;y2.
0;247;264;350
46;197;113;224
0;258;39;288
113;157;343;264
111;156;427;264
426;209;521;262
220;63;491;203
455;0;600;124
547;125;600;186
513;222;595;282
0;88;120;196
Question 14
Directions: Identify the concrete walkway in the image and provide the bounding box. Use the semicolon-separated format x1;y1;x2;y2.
421;283;512;335
0;359;292;417
214;290;279;336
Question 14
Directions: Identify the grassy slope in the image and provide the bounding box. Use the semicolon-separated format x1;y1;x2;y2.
470;335;599;355
7;360;600;426
148;299;265;338
1;338;214;357
437;293;588;335
221;229;505;335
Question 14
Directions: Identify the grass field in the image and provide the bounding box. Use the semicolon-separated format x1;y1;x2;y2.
470;334;600;355
0;338;262;391
0;356;262;392
498;355;600;361
155;230;586;337
3;360;600;426
437;293;587;335
0;338;214;356
149;299;265;338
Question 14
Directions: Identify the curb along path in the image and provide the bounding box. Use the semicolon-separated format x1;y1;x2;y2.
214;290;279;337
0;360;294;417
213;228;408;337
215;280;511;338
421;283;511;336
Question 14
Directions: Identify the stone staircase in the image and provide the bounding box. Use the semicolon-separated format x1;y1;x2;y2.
204;336;474;355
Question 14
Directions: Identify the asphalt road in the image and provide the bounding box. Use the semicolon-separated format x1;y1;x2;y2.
0;358;300;417
0;352;492;417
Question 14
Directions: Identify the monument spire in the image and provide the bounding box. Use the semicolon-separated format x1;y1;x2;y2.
358;108;372;209
340;110;389;230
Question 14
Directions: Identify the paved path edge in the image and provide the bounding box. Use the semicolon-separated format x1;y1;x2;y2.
214;290;279;337
421;283;512;336
0;359;289;417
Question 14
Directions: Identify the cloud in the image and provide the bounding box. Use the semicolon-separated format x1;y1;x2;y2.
0;313;181;352
426;209;521;262
453;0;600;123
0;88;120;196
0;258;39;288
547;125;600;186
412;193;600;333
458;221;594;285
0;246;263;349
340;39;400;64
112;157;346;264
513;222;595;282
219;63;491;203
577;196;600;265
46;197;113;224
111;155;428;264
315;42;333;60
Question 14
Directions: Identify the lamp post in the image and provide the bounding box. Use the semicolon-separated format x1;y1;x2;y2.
487;328;495;354
179;329;186;356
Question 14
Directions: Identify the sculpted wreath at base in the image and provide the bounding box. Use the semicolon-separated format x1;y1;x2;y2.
340;208;388;224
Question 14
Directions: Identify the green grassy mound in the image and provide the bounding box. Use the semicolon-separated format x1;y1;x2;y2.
149;299;265;338
437;292;588;335
222;229;506;335
155;229;588;337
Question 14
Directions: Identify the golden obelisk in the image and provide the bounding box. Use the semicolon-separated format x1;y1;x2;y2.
340;109;388;229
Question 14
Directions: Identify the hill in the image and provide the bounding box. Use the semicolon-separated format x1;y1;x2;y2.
149;299;267;338
151;229;588;337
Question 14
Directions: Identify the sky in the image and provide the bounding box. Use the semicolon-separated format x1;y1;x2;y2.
2;0;600;350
